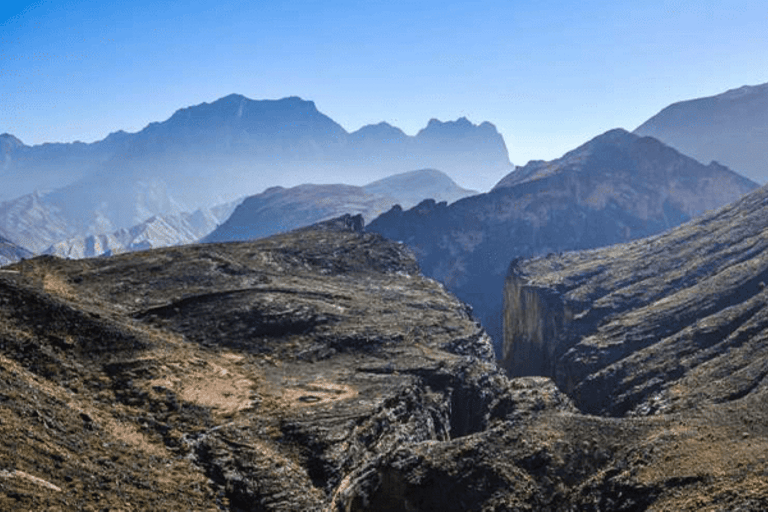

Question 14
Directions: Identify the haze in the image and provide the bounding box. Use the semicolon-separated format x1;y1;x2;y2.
2;0;768;191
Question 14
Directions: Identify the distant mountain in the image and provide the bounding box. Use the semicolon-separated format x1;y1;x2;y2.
504;180;768;416
635;82;768;183
367;129;757;353
203;169;476;243
0;192;74;254
44;209;225;259
363;168;477;207
0;95;509;254
0;234;32;266
0;191;239;257
1;94;510;207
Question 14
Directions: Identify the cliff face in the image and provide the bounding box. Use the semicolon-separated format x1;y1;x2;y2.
503;182;768;416
368;129;757;352
502;273;576;377
3;215;768;510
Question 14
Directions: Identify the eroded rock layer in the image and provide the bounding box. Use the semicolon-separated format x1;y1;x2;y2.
2;215;767;510
503;182;768;417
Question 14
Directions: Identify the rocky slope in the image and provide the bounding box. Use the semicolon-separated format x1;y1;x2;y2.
367;129;756;352
0;234;32;266
2;215;767;510
203;169;476;243
635;82;768;184
503;180;768;418
0;192;239;257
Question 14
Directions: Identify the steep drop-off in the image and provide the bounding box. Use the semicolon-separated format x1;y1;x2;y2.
2;215;767;510
503;181;768;418
368;129;756;351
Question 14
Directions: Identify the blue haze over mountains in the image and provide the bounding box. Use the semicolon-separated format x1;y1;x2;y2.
367;129;757;352
0;94;508;254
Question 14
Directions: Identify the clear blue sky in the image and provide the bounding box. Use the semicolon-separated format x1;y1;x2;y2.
2;0;768;189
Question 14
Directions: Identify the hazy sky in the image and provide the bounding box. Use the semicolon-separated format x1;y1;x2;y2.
3;0;768;185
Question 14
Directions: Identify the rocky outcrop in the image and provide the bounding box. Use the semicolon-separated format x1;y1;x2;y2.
2;216;768;510
368;129;757;352
503;181;768;417
635;82;768;184
203;170;476;244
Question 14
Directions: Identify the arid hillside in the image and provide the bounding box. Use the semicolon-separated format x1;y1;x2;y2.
1;215;767;511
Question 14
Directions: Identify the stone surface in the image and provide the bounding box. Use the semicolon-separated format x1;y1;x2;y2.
2;215;767;510
503;181;768;417
367;128;756;352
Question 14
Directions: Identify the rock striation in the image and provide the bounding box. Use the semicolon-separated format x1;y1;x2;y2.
368;128;756;352
503;181;768;417
1;215;767;510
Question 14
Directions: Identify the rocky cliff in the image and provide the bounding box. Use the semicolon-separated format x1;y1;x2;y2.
368;129;757;352
2;215;767;510
503;181;768;418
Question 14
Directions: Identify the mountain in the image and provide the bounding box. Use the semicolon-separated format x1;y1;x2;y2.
503;180;768;417
0;131;131;202
362;168;477;206
43;209;224;258
2;217;766;510
0;192;74;254
0;191;239;256
0;234;32;266
635;82;768;183
203;169;477;243
1;95;508;256
1;93;510;211
367;129;757;352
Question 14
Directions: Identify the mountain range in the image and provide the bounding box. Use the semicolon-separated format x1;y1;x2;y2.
635;82;768;184
503;178;768;416
367;128;757;352
2;214;766;510
0;94;508;261
203;169;476;243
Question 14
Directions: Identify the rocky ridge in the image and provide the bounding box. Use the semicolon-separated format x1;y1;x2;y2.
635;82;768;183
367;128;756;352
203;169;477;244
2;215;767;510
503;180;768;417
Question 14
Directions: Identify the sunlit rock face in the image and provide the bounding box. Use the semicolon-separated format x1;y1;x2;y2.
2;214;768;510
368;128;757;353
503;181;768;416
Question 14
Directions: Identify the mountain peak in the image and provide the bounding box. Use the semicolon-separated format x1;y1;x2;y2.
0;133;25;149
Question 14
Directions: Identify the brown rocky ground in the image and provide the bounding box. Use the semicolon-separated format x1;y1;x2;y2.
2;215;767;510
